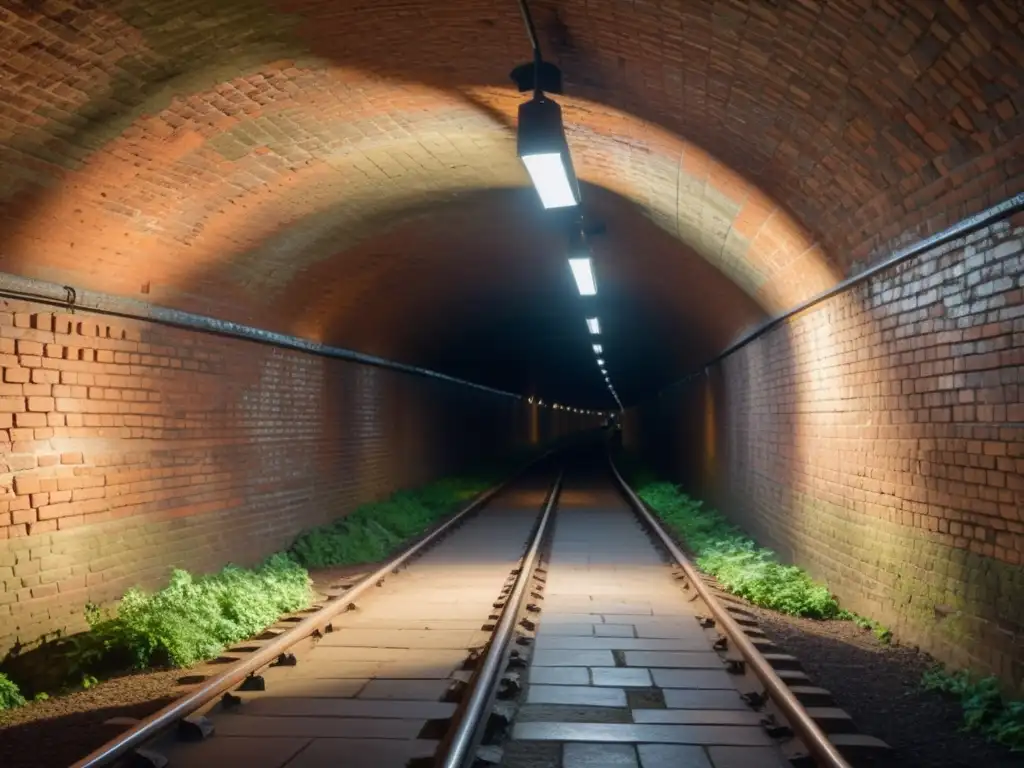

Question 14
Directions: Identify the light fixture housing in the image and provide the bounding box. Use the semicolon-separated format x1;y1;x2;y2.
517;97;579;209
586;317;600;335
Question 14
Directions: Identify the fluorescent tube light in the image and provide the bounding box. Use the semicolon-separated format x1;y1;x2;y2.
568;257;597;296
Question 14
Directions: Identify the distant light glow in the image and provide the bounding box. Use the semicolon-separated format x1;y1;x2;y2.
593;344;603;354
568;258;597;296
596;358;605;365
521;153;577;209
586;317;601;334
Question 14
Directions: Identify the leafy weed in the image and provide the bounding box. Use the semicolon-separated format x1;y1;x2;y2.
0;672;25;711
922;666;1024;750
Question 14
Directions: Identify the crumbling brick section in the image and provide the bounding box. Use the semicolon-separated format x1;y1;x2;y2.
0;299;582;652
627;217;1024;690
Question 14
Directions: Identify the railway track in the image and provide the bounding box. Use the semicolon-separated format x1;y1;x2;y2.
69;442;889;768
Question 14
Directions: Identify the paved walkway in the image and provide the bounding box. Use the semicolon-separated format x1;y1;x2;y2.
163;482;549;767
506;472;788;768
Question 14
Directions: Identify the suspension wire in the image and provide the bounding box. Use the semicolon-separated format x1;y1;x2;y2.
517;0;543;97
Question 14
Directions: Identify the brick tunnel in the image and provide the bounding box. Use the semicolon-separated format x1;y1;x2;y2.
0;0;1023;710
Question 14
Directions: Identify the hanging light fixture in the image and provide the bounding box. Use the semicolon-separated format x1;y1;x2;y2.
514;0;580;210
518;98;579;209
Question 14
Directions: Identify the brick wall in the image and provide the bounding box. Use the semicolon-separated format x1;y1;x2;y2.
626;215;1024;690
0;297;585;652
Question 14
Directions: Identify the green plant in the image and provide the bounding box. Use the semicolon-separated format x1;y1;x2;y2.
633;480;844;619
33;692;49;702
840;610;892;644
922;666;1024;750
0;672;26;711
289;474;495;569
84;553;312;669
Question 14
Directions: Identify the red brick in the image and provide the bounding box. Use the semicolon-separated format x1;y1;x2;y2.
26;396;55;412
12;476;40;496
16;340;43;356
3;368;29;384
60;452;84;465
14;413;46;428
0;398;25;413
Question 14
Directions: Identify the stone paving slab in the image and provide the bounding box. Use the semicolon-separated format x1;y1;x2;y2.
528;685;628;708
535;636;709;652
163;736;311;768
356;677;454;700
591;667;653;687
636;743;710;768
319;628;481;649
564;742;638;767
662;689;749;710
649;669;736;689
532;649;616;666
236;697;456;719
528;667;591;685
213;714;423;738
623;651;723;669
244;678;369;698
512;722;773;746
593;624;637;638
631;709;764;726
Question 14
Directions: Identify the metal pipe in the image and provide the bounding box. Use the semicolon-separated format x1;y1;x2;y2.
441;470;563;768
0;271;519;400
607;452;853;768
516;0;541;61
71;454;550;768
658;192;1024;397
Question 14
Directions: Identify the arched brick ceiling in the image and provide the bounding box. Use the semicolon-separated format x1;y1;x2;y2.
1;1;1022;404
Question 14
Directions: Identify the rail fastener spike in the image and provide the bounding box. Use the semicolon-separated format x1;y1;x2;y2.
713;635;728;651
761;714;794;740
741;690;768;709
274;652;297;667
482;711;511;744
177;715;214;742
525;603;541;613
725;658;746;675
697;615;715;628
506;654;527;669
496;673;522;700
221;692;242;709
239;673;266;691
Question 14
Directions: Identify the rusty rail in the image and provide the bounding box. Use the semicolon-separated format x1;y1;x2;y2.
439;470;562;767
71;451;553;768
606;451;853;768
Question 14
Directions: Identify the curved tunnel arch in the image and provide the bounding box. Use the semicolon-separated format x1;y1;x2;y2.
2;55;841;407
1;0;1022;687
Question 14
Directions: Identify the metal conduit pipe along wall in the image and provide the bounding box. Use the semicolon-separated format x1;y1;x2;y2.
656;192;1024;397
0;271;519;399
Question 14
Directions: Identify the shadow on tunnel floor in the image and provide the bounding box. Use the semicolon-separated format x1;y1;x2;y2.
743;604;1024;768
